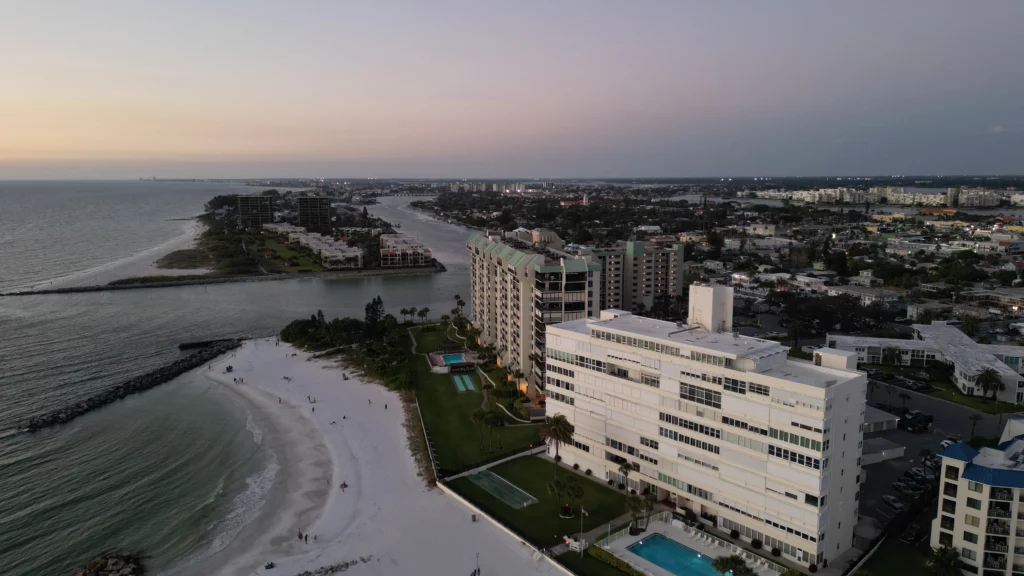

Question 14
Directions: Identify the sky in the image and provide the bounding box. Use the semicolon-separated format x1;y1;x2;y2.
1;0;1022;179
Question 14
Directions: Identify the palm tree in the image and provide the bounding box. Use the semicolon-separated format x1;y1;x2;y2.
546;478;567;512
618;462;633;487
639;491;657;530
962;314;980;336
625;494;644;530
471;408;487;450
969;413;983;440
417;307;430;323
711;555;748;576
976;367;1005;401
539;414;575;477
886;381;895;406
487;409;505;449
408;307;418;323
483;410;502;451
899;391;912;409
399;307;410;322
440;313;451;326
564;475;585;516
928;545;961;576
884;346;903;366
867;379;879;400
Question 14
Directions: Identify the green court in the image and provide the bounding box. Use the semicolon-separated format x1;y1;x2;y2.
451;373;477;393
467;470;538;509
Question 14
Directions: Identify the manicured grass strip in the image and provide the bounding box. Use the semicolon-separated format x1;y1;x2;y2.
859;539;931;576
447;456;627;547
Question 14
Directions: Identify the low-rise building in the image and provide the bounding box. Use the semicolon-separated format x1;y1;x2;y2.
263;223;363;269
848;271;883;287
380;234;432;268
825;285;899;306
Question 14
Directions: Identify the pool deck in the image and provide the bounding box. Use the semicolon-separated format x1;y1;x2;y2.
605;521;775;576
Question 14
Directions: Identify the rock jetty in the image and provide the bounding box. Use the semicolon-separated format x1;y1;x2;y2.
289;556;374;575
178;338;237;350
24;340;242;432
74;552;146;576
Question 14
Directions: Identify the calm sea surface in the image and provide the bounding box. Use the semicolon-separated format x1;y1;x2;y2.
0;182;470;575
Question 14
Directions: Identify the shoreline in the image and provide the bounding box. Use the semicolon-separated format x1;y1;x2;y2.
178;338;560;576
1;267;443;297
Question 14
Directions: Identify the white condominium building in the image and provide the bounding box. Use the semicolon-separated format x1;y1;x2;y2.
544;284;866;568
932;417;1024;575
467;229;601;388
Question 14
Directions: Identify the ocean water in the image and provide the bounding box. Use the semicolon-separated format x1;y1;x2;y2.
0;183;470;574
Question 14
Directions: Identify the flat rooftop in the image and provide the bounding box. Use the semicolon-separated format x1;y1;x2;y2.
554;313;859;388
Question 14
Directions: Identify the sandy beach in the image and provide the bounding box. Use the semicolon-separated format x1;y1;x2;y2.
188;339;562;576
40;219;210;290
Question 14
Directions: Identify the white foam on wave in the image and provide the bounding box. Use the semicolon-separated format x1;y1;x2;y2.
170;408;279;572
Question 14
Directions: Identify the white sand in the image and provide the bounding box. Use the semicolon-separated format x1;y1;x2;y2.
192;339;562;576
41;220;210;289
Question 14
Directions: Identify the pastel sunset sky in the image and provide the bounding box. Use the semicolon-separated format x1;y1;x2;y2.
2;0;1022;178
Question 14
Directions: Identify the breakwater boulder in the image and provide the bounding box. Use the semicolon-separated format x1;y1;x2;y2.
24;340;242;432
74;552;145;576
178;338;237;350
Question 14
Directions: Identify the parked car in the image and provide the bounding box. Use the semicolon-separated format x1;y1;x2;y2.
883;495;906;512
913;371;931;380
906;410;934;424
893;482;917;496
911;466;936;481
898;419;928;433
905;469;927;483
902;477;925;491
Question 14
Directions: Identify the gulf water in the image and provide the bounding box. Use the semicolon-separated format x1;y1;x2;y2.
0;182;470;574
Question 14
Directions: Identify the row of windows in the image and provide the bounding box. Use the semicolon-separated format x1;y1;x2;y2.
722;416;768;436
641;373;661;388
749;382;770;396
546;376;574;392
546;363;574;378
690;351;732;368
640;436;659;450
680;383;722;408
660;412;721;439
792;421;823;434
678;451;719;471
606;438;658;465
764;518;818;542
591;329;681;356
548;390;574;406
659;427;720;455
723;430;769;453
547;349;606;372
769;428;823;452
658;472;715;502
572;440;590;453
724;377;746;394
768;445;821;470
720;518;810;563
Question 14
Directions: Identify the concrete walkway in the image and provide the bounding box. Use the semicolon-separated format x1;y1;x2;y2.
548;511;637;556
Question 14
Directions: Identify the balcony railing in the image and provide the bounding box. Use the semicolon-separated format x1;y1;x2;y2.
1014;548;1024;555
1013;566;1024;574
993;489;1015;502
1016;529;1024;537
991;509;1013;519
988;524;1011;536
984;560;1008;570
986;544;1009;553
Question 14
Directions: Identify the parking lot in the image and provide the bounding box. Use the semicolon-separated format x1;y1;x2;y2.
859;386;1006;523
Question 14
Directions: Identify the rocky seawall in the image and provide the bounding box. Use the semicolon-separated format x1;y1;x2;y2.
23;340;242;432
74;552;146;576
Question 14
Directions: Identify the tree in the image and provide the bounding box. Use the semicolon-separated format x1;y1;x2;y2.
483;410;503;451
618;462;633;487
547;478;568;512
540;414;575;477
969;413;983;440
625;494;644;530
883;346;903;366
927;545;961;576
867;379;879;400
976;367;1004;401
471;408;487;450
364;296;385;339
486;409;504;449
711;555;748;576
899;391;912;409
417;307;430;323
962;314;980;336
399;307;410;322
564;475;585;516
640;491;657;530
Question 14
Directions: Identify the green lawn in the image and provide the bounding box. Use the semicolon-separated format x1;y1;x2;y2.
414;352;540;474
556;552;632;576
860;540;931;576
258;237;324;273
410;324;453;353
447;456;628;547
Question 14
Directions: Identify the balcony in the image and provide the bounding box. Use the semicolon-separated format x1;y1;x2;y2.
1013;566;1024;575
993;488;1015;502
988;522;1011;536
1014;548;1024;555
986;543;1009;553
984;559;1007;570
991;504;1013;518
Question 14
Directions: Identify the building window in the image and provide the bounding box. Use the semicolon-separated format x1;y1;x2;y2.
966;498;982;510
945;465;959;481
661;412;721;439
680;383;722;408
968;481;983;493
940;516;955;530
965;514;980;527
939;532;953;547
572;440;590;453
640;437;659;450
963;531;978;544
962;549;977;561
748;383;770;396
805;494;819;507
659;427;720;455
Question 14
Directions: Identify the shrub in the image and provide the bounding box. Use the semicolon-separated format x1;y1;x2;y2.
751;539;762;549
730;529;740;539
587;546;647;576
630;489;637;495
585;469;592;476
572;463;580;470
772;548;781;557
617;483;626;490
554;455;562;462
607;479;614;486
809;564;818;573
683;508;698;522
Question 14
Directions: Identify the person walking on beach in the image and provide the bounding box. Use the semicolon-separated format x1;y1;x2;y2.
304;534;308;544
298;531;302;541
368;399;371;405
385;404;387;410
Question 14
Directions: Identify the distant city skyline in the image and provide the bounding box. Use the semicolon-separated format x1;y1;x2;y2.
2;0;1022;179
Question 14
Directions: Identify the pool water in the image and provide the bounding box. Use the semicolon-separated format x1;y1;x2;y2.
627;533;720;576
442;353;467;365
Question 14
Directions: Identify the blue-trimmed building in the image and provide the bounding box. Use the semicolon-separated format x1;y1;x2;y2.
933;417;1024;575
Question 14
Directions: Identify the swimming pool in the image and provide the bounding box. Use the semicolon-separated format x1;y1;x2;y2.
627;533;720;576
441;353;467;365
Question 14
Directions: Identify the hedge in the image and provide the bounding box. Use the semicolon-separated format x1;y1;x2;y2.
587;546;646;576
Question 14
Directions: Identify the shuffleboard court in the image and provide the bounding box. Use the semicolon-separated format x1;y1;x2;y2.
468;470;538;509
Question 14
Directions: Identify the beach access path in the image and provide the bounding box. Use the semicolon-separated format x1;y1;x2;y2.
193;338;561;576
